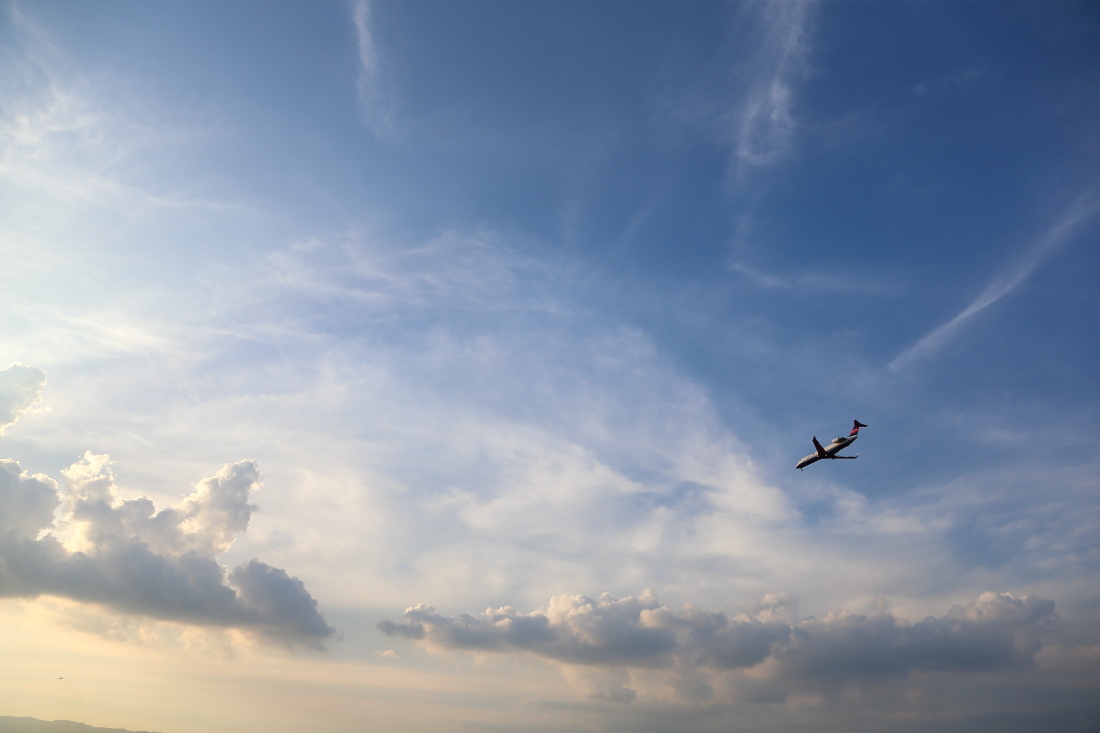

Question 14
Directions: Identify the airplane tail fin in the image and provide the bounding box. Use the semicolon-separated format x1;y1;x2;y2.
850;420;868;436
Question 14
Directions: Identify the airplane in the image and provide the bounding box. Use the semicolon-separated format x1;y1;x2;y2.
796;420;867;470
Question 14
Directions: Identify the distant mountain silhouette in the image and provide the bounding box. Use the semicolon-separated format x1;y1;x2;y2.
0;717;159;733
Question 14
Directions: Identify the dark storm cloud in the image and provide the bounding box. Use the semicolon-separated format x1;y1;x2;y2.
380;589;1055;693
0;454;334;645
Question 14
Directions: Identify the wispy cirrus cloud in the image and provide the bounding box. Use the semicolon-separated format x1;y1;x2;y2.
351;0;394;136
654;1;816;184
890;192;1100;371
729;261;899;295
0;8;241;217
269;229;556;313
730;1;816;179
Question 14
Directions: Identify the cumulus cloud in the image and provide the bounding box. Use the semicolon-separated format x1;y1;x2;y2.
0;453;334;645
380;589;1055;701
0;362;47;433
62;453;257;557
380;591;679;667
773;592;1054;683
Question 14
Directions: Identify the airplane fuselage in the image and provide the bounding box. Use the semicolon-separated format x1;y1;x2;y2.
796;434;858;470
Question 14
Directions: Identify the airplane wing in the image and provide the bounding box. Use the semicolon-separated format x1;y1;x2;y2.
812;436;828;458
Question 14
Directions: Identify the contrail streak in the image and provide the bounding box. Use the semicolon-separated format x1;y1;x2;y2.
890;192;1099;371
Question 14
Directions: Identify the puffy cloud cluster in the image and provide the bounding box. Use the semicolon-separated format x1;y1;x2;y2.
380;590;1055;700
772;592;1053;684
0;363;47;433
0;452;334;645
62;453;257;557
380;590;680;666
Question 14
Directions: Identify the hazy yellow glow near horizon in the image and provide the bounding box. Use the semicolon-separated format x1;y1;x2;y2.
0;599;571;733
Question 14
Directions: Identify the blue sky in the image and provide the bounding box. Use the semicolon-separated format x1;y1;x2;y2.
1;1;1098;731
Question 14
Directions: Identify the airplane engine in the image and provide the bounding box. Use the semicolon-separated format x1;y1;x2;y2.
831;437;845;444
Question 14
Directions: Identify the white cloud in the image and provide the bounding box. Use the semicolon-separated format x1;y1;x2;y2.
650;1;816;187
0;362;47;434
729;262;899;295
380;589;1056;704
60;452;258;558
352;0;394;136
0;74;197;211
0;14;240;217
731;1;816;176
269;228;550;313
0;452;334;645
0;458;58;539
0;4;1095;730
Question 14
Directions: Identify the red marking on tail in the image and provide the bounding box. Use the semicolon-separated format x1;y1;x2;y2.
850;420;868;436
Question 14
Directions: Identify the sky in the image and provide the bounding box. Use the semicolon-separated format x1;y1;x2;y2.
1;1;1098;731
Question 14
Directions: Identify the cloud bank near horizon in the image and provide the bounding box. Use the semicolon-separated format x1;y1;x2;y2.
380;589;1056;702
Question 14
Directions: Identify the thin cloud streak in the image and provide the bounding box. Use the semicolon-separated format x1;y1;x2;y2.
890;192;1099;371
351;0;392;136
730;262;898;295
